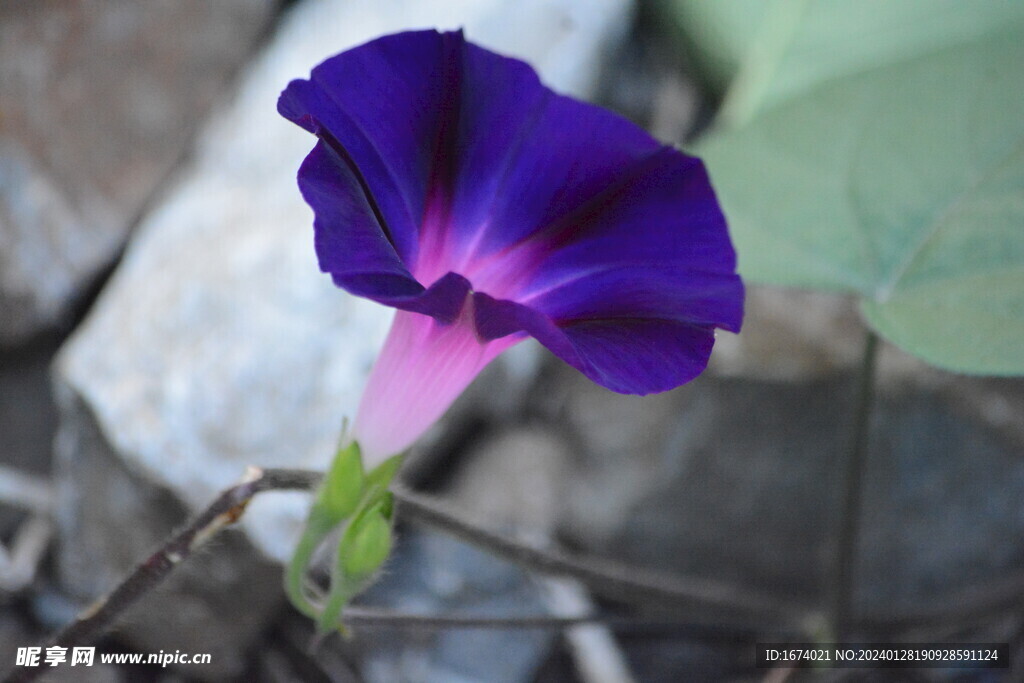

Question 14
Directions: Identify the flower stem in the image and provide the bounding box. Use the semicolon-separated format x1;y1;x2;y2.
340;607;764;633
390;483;799;628
830;328;879;640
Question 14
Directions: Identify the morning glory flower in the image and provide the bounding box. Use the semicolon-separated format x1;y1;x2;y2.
279;30;743;464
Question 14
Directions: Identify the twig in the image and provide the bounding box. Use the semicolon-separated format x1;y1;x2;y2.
2;467;319;683
343;606;755;632
4;464;796;683
391;483;805;631
830;330;879;639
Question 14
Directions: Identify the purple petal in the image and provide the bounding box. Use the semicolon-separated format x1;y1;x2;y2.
299;140;414;291
466;141;741;395
524;266;743;332
279;30;466;272
473;293;716;395
516;155;743;333
296;140;471;322
281;29;744;396
446;83;664;272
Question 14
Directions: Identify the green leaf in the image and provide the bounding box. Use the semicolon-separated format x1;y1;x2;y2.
698;30;1024;374
861;273;1024;375
660;0;1024;125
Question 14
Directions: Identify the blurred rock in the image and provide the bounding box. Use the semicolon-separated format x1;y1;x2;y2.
0;612;41;678
615;635;752;683
0;341;59;479
857;389;1024;615
0;339;59;541
354;529;554;683
709;285;865;381
440;426;572;537
0;0;277;345
52;0;633;673
255;610;362;682
542;361;1024;619
542;365;846;597
38;662;122;683
53;390;282;680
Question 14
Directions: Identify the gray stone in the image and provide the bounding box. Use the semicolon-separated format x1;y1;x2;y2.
708;285;866;381
0;338;59;559
0;0;277;345
37;662;122;683
440;426;572;537
260;611;363;682
541;360;1024;620
0;340;59;478
0;612;41;679
52;0;633;672
354;529;554;683
54;389;282;680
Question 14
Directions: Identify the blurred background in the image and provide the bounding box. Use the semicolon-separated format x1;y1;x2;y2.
1;0;1022;681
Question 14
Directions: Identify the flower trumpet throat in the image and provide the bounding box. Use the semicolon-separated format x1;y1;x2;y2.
353;298;519;462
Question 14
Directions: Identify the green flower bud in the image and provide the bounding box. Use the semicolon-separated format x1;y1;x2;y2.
339;507;392;581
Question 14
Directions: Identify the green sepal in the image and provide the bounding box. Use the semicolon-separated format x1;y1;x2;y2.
316;440;366;521
366;453;402;491
285;440;367;619
360;454;400;522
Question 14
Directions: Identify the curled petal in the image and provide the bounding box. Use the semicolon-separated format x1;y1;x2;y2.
297;139;472;322
279;31;465;267
473;293;716;395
